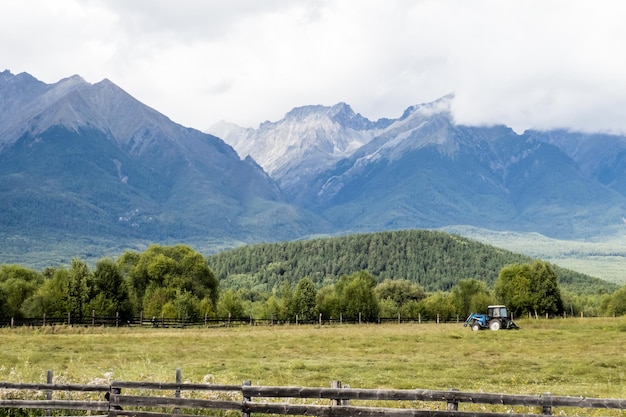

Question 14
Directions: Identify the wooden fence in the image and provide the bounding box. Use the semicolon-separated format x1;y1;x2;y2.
0;312;464;329
1;369;624;417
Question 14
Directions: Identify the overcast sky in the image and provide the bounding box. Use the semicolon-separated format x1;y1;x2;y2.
3;0;626;134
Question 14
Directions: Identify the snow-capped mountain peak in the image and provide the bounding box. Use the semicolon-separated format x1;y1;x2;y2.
206;96;458;194
207;103;384;189
397;93;454;123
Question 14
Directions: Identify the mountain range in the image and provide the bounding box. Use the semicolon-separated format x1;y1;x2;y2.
2;70;626;267
209;95;626;239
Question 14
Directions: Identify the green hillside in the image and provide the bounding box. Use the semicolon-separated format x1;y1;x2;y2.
208;229;616;294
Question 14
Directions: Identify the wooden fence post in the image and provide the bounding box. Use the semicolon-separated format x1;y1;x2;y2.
330;380;351;406
331;380;343;406
174;368;181;415
447;388;459;411
541;392;552;415
342;384;351;405
92;310;95;327
242;380;252;417
108;386;122;411
45;369;52;416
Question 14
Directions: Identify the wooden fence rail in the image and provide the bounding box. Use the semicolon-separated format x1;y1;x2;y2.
1;369;624;417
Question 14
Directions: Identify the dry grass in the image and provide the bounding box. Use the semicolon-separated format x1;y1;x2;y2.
0;318;624;401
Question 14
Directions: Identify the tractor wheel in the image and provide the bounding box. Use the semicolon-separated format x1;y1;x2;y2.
471;321;481;331
489;320;501;331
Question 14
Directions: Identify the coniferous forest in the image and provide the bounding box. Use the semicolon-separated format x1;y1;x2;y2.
208;230;613;294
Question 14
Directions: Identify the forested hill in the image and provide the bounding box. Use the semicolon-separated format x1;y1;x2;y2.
207;230;615;294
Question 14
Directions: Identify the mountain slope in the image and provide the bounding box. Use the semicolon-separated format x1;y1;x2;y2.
0;71;328;247
313;121;626;237
526;129;626;197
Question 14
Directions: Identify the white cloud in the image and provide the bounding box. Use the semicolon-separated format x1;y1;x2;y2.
2;0;626;134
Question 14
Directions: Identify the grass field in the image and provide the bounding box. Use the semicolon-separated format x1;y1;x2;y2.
0;318;625;403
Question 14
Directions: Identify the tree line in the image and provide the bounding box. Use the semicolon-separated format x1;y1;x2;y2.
1;241;625;324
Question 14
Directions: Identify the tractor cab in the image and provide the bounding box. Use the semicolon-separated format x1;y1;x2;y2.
487;305;509;319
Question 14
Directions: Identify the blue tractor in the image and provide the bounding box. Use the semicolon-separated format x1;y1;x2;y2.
464;305;519;331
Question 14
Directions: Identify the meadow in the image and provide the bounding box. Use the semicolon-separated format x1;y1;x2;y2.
0;318;624;402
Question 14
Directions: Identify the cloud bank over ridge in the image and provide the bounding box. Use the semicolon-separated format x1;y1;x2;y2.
2;0;626;134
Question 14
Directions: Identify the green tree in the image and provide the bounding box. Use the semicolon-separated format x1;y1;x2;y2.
0;288;7;318
292;277;318;322
0;264;42;319
400;300;423;319
495;261;563;317
217;290;246;319
67;258;92;322
198;298;217;319
602;285;626;316
419;292;456;321
124;244;219;316
117;250;141;276
259;294;281;321
316;285;340;320
172;290;202;321
451;279;493;317
142;284;171;318
528;260;563;317
494;263;531;317
338;271;379;321
378;298;398;318
375;279;426;317
90;258;132;319
22;267;69;318
278;281;294;321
